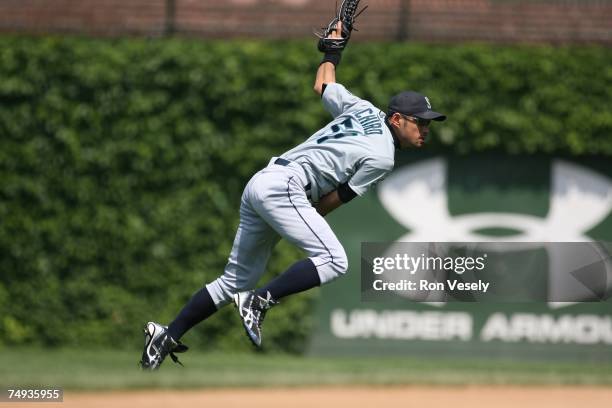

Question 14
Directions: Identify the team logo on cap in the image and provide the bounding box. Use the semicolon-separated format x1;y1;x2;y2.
424;96;432;109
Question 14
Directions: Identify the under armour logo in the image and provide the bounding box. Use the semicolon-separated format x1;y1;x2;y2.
378;158;612;307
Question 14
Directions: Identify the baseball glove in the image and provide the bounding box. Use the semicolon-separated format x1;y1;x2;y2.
316;0;368;53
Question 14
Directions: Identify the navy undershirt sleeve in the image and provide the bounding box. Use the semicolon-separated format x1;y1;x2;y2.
337;182;357;203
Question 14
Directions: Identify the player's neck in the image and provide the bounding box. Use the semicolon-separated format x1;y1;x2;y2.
385;119;401;150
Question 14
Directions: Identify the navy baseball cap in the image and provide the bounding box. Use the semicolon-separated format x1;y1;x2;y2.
388;91;447;121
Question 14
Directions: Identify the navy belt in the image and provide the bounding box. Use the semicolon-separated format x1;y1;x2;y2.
274;158;311;191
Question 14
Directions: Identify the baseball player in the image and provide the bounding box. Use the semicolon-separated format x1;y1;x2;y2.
140;0;446;370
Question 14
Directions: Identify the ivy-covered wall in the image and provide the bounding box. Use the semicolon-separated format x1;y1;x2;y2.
1;37;610;351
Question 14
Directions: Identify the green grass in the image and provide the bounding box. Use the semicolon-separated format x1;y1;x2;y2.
1;348;612;390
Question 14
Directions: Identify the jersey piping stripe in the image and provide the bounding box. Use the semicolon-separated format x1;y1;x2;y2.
286;176;334;269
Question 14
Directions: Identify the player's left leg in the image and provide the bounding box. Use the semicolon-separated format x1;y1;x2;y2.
232;164;348;346
254;173;349;297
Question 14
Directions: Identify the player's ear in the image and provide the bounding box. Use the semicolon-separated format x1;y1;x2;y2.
388;112;402;128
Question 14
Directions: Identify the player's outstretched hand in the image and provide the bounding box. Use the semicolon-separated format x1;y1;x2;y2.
330;21;343;40
317;0;368;53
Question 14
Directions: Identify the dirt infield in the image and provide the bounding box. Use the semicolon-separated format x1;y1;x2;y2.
15;386;612;408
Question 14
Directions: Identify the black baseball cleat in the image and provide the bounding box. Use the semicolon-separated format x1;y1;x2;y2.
233;291;278;347
139;322;189;370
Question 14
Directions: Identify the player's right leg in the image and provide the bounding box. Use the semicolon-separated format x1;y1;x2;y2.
205;173;281;347
205;183;280;307
139;322;189;370
140;172;279;369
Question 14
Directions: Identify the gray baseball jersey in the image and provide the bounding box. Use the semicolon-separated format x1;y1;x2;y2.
206;83;396;306
282;83;395;202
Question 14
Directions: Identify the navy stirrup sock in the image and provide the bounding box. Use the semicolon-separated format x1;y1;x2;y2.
167;259;320;340
167;287;217;341
256;258;321;301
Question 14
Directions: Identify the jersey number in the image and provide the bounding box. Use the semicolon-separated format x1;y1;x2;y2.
316;117;358;144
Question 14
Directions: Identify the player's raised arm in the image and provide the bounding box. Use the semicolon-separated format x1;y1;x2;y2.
313;1;367;96
313;21;341;95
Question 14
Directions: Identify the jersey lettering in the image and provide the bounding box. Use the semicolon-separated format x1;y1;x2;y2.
317;117;358;144
355;108;383;135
